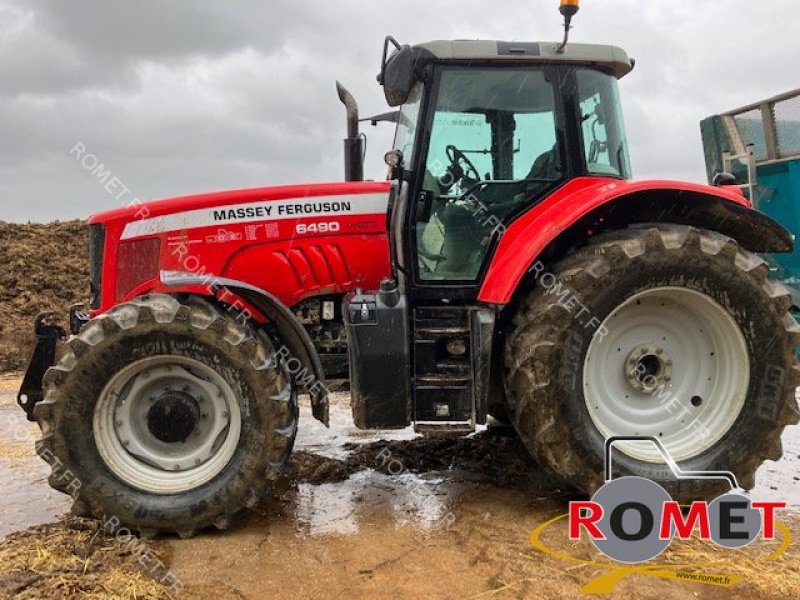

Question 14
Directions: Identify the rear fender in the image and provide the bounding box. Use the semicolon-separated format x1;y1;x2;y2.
161;271;329;426
478;178;794;305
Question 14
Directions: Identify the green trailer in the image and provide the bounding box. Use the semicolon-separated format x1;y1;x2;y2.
701;89;800;307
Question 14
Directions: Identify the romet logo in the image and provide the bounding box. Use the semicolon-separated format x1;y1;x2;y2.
530;436;791;594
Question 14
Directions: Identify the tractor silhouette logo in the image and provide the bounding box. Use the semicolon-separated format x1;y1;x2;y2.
530;436;791;593
570;436;784;563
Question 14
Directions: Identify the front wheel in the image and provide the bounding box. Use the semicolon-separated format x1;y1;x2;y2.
34;294;298;536
505;225;800;501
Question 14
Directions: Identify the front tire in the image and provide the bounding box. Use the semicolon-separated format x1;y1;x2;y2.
505;225;800;501
34;294;297;536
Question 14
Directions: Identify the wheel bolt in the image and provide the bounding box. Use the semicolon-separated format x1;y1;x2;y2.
115;420;123;428
122;439;129;447
195;458;202;465
656;348;663;355
201;414;208;419
222;411;229;419
173;464;180;470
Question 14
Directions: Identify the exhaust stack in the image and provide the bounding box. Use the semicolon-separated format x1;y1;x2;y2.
336;81;365;182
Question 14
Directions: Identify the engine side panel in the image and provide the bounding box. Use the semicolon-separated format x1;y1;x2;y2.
223;238;391;307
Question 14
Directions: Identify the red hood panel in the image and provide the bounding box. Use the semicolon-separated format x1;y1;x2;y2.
88;181;392;226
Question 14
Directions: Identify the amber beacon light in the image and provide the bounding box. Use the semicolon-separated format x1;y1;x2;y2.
560;0;580;17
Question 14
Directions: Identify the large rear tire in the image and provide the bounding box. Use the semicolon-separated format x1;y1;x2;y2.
34;294;297;536
505;225;800;501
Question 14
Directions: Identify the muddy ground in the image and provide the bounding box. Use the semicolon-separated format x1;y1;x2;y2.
1;376;800;600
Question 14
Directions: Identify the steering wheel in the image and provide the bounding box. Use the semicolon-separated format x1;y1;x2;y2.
445;144;481;184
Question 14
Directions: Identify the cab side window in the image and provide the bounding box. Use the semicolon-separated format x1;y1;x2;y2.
576;69;632;178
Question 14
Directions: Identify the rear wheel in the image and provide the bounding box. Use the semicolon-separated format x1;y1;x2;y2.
35;294;297;536
583;286;749;463
505;225;800;501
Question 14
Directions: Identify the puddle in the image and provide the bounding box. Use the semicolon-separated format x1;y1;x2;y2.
0;393;71;538
293;469;462;536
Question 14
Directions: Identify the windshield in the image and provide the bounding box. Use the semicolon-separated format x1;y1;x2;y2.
393;83;423;167
424;68;561;190
575;69;632;178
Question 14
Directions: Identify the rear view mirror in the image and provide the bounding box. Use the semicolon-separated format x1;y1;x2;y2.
378;36;415;107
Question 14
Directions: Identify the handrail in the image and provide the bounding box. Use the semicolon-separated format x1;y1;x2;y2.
720;87;800;118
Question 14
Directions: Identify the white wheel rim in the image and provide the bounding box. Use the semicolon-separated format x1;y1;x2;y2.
583;287;749;463
94;356;242;494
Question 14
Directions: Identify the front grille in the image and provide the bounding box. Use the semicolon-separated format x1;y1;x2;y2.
88;223;105;309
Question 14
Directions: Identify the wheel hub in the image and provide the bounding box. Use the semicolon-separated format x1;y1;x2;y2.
623;344;672;394
146;391;200;443
94;356;242;494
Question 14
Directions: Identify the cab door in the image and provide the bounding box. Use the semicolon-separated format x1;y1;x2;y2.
405;65;569;301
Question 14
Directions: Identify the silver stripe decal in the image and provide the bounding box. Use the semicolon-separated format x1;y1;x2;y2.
121;192;389;240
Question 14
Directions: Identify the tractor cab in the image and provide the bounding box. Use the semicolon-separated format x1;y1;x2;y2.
379;39;634;295
341;37;638;434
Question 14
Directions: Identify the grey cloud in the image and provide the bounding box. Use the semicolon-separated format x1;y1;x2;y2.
1;0;798;221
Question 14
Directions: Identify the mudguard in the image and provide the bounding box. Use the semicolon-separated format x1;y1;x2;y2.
478;177;794;305
161;271;329;426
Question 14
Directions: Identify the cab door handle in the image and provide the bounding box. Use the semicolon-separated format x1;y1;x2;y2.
415;190;433;221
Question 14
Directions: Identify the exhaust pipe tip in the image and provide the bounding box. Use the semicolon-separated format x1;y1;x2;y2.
336;81;360;138
336;81;364;182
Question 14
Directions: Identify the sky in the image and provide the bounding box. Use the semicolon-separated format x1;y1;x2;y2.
1;0;798;222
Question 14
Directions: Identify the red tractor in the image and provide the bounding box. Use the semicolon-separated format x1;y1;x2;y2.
18;3;799;537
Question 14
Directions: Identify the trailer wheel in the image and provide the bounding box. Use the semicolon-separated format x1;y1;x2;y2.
34;294;297;536
505;225;800;501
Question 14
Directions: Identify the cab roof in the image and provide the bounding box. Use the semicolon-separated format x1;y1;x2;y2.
412;40;634;79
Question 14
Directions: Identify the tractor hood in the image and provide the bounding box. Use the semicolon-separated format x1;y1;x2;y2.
88;181;391;231
85;179;393;318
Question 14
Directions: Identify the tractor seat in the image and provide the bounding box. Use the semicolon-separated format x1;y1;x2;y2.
525;145;561;182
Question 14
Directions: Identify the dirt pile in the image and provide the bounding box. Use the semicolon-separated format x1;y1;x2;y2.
0;516;177;600
0;221;88;372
